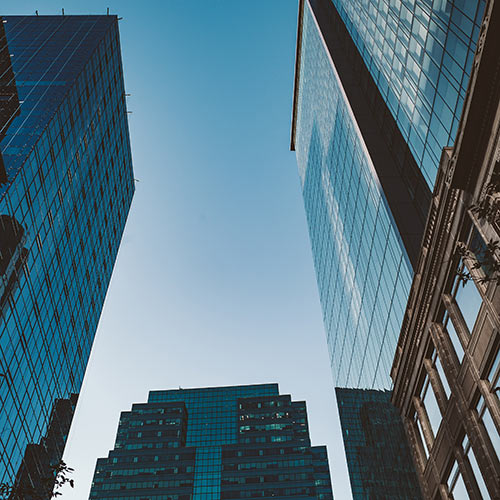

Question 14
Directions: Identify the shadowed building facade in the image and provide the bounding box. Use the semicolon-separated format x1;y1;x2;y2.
89;384;334;500
336;388;422;499
0;15;134;487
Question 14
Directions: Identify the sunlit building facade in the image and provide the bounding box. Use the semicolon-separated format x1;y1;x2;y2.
329;0;485;188
0;15;134;486
89;384;334;500
291;0;485;389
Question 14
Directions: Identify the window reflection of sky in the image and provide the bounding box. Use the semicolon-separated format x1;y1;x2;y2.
0;15;134;485
330;0;485;187
296;4;412;389
454;277;483;333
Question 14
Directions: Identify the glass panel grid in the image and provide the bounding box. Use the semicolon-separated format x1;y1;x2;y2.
295;3;413;389
331;0;485;187
0;15;134;484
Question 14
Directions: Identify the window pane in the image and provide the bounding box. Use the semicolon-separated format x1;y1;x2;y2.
467;445;491;499
415;417;429;458
455;276;482;332
479;403;500;463
487;347;499;386
423;382;442;437
435;355;451;398
485;408;500;455
452;472;470;500
445;313;465;361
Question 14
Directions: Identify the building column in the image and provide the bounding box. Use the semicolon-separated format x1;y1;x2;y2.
404;416;431;499
430;322;500;498
412;396;435;452
423;358;448;415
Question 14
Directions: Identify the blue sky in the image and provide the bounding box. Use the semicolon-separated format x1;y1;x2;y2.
3;1;352;498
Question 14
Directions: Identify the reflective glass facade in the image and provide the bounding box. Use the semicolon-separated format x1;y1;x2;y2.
291;0;485;389
13;394;78;499
0;15;134;485
336;388;422;499
294;1;413;388
90;384;334;500
331;0;485;186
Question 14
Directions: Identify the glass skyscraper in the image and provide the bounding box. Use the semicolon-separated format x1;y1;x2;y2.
89;384;334;500
336;388;422;499
291;0;485;388
330;0;485;187
0;15;134;486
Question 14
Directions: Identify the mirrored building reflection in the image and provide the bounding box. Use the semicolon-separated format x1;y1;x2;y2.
0;15;134;485
12;394;78;500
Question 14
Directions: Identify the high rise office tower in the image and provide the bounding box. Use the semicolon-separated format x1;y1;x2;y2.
291;0;485;389
0;15;134;487
89;384;334;500
336;388;422;499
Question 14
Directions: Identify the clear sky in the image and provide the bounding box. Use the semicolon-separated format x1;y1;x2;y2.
3;1;352;499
